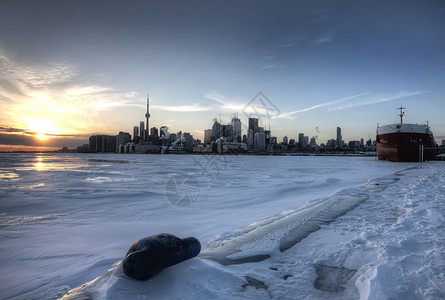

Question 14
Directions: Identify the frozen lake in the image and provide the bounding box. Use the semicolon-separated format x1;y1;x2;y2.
0;153;443;299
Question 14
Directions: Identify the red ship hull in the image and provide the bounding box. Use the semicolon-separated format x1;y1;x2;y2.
376;132;436;162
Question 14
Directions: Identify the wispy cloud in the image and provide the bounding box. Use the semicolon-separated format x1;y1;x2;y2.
273;92;370;119
151;103;211;112
329;90;431;110
315;32;335;44
273;90;429;119
204;91;248;112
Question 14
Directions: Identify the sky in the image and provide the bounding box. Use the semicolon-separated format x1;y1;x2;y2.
1;0;445;150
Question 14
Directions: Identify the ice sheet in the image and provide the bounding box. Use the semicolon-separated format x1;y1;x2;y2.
0;153;443;299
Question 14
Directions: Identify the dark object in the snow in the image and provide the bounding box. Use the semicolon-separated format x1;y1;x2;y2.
123;233;201;280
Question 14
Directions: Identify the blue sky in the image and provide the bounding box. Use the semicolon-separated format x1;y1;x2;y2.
1;0;444;149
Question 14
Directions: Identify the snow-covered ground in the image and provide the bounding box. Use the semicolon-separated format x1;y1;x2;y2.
0;153;443;299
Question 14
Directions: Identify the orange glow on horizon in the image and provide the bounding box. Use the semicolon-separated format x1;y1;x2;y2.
0;145;60;152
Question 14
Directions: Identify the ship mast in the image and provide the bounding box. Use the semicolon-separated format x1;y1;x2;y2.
397;106;405;124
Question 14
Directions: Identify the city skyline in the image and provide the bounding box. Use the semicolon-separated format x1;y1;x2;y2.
1;1;445;151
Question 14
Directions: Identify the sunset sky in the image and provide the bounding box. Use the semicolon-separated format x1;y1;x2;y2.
1;0;445;150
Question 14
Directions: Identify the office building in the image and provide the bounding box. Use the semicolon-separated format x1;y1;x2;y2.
116;132;131;152
140;121;145;140
231;115;242;142
254;131;266;150
212;121;222;141
298;133;304;147
133;126;139;140
248;118;259;136
204;129;212;144
150;127;159;137
304;136;309;148
247;129;254;147
337;127;343;148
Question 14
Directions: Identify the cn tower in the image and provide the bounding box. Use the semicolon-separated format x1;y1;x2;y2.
145;93;150;141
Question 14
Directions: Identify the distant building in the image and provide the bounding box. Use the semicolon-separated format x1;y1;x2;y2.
283;136;288;144
298;133;304;147
442;140;445;146
89;135;116;152
327;139;337;148
212;121;223;141
169;133;177;145
77;144;90;153
140;121;145;140
222;124;233;140
116;132;131;152
289;139;296;145
254;132;266;150
309;137;317;148
303;136;309;148
133;126;139;140
182;132;195;150
204;129;212;144
150;127;159;137
89;136;97;152
248;118;259;136
247;129;254;147
348;141;361;149
264;130;271;145
337;127;343;148
231;116;242;142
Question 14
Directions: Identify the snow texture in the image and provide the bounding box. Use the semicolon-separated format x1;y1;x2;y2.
0;153;444;299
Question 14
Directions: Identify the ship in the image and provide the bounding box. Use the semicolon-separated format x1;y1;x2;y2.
161;137;187;154
376;107;437;162
161;145;187;154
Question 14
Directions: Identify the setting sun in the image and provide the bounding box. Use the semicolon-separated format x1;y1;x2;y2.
25;117;62;135
35;133;48;140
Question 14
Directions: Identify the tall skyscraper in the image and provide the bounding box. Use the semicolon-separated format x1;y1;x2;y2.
212;121;222;141
283;136;288;144
337;127;342;148
247;129;254;147
133;126;139;140
139;121;145;139
248;118;259;135
298;133;304;147
231;115;242;142
264;130;271;145
254;132;266;150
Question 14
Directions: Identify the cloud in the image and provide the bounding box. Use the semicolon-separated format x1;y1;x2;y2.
315;32;335;43
0;48;147;135
274;92;370;119
151;103;211;112
273;90;430;119
204;91;248;112
329;90;431;111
